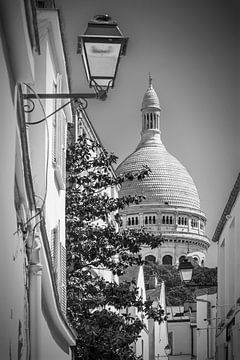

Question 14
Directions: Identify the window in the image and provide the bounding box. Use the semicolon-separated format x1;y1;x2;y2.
50;223;67;313
127;215;139;226
178;216;188;226
145;214;157;225
162;255;172;265
150;114;153;128
162;215;173;225
191;218;198;228
145;255;156;264
52;74;67;190
179;256;185;264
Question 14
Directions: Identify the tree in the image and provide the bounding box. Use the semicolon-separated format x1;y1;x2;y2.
66;135;164;360
144;262;217;306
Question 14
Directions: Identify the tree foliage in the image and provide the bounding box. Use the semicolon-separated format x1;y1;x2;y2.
66;135;165;360
144;262;217;306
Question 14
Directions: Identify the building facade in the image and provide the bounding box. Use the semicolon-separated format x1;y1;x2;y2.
195;288;217;360
116;77;210;266
0;1;76;358
212;172;240;360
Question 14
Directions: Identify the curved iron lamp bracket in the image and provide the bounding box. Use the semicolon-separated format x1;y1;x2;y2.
22;84;109;115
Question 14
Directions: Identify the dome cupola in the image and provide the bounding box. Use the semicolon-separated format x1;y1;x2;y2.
141;74;161;110
141;74;162;138
117;76;201;210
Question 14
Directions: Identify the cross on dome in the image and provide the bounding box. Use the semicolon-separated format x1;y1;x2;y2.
148;73;153;89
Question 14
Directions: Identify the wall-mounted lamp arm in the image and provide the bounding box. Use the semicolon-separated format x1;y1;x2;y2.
23;91;106;100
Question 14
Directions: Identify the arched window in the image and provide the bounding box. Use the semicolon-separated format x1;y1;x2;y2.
153;216;156;224
178;217;181;225
191;219;198;228
145;216;148;225
145;255;156;264
169;216;173;224
144;115;146;129
150;114;153;128
179;256;185;264
135;217;138;225
128;218;131;226
154;117;156;128
184;217;187;226
149;216;152;224
162;255;173;265
162;216;165;224
131;217;134;225
166;216;169;224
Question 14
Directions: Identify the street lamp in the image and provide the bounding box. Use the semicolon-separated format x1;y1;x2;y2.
77;14;128;97
178;258;194;284
23;14;128;104
178;257;217;287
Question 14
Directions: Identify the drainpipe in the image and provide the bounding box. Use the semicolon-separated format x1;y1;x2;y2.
27;227;42;360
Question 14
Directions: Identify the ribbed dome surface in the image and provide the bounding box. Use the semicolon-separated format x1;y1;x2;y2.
116;137;200;210
142;86;160;109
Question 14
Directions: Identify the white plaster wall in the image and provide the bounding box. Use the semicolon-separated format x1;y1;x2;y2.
168;322;191;356
39;308;73;360
216;190;240;359
196;293;216;360
0;26;29;359
136;328;149;360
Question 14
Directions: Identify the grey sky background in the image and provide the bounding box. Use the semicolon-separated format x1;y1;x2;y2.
57;0;240;267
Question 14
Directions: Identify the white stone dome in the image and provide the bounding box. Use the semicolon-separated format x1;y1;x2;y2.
116;77;200;210
116;77;209;262
116;137;200;210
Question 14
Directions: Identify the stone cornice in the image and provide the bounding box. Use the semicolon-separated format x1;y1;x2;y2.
162;232;210;247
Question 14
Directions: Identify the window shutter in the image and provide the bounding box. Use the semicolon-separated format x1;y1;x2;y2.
60;243;67;314
61;117;67;182
52;82;57;163
50;227;59;287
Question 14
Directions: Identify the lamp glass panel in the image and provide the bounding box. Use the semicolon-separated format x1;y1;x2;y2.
82;46;90;79
85;42;121;80
180;268;193;283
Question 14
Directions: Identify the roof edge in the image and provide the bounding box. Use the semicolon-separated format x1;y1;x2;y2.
212;172;240;243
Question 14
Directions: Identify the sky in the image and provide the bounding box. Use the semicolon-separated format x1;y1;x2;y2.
56;0;240;267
